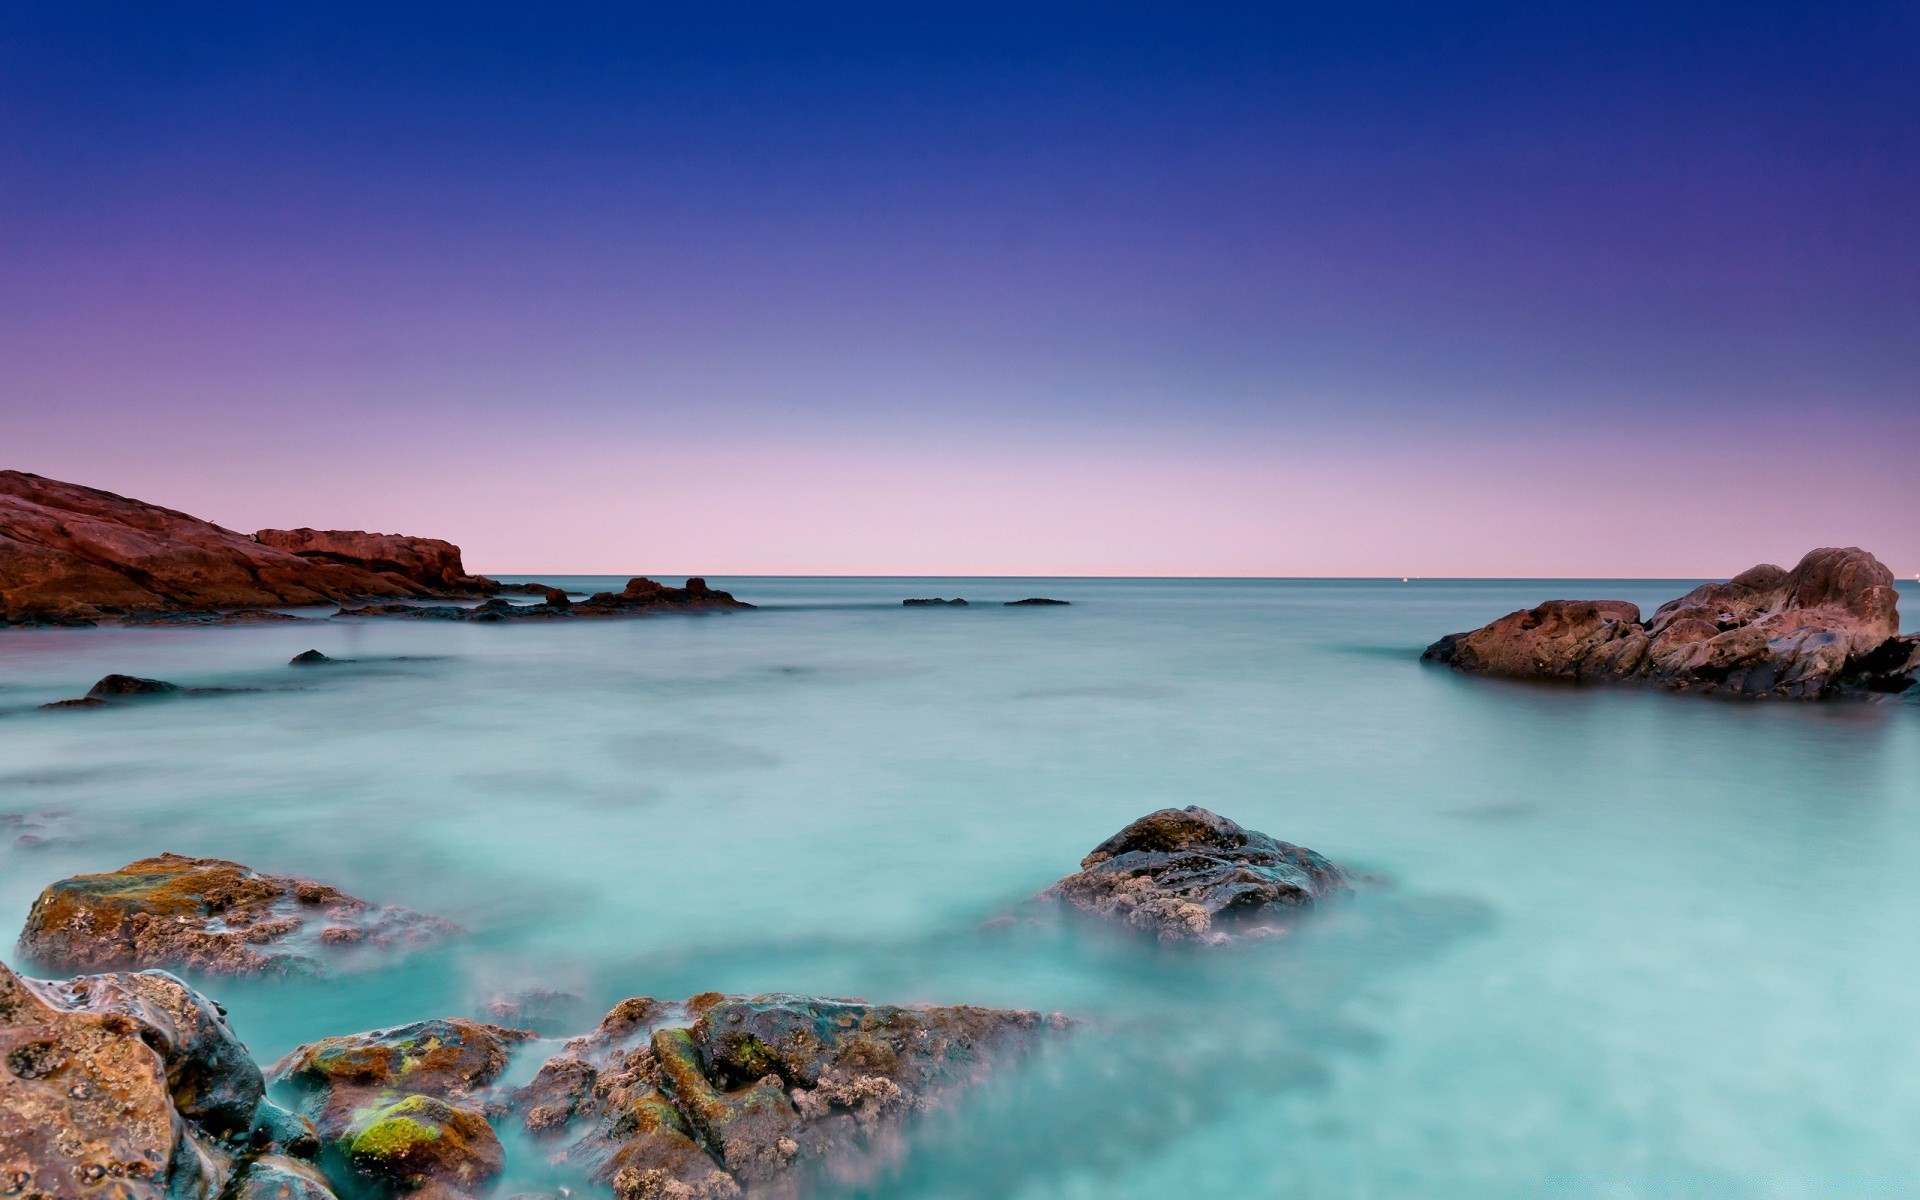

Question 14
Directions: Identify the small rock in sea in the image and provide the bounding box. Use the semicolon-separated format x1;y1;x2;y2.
1005;597;1070;606
290;649;336;665
0;958;334;1199
39;674;183;709
271;1018;533;1198
1042;806;1351;944
1423;546;1920;700
543;587;572;607
903;597;968;606
17;852;456;975
505;992;1063;1197
1;809;80;850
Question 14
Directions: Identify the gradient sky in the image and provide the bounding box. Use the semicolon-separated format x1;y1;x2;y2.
3;2;1916;576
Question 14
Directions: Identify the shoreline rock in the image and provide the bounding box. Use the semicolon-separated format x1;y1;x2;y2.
0;958;335;1199
1042;807;1351;944
0;471;505;626
17;853;455;976
1423;547;1919;699
335;577;750;622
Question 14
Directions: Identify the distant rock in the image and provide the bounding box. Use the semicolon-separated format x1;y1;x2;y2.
903;597;968;606
270;1018;533;1199
1424;547;1919;699
1042;807;1351;944
290;649;337;665
0;470;501;625
0;958;333;1200
336;577;751;622
17;852;455;975
89;673;182;697
1005;597;1069;606
509;992;1061;1198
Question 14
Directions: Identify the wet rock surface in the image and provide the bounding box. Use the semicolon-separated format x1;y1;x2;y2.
0;471;499;625
508;992;1059;1199
1424;547;1917;699
1042;807;1351;943
270;1019;533;1198
335;578;750;622
0;958;334;1200
17;854;455;976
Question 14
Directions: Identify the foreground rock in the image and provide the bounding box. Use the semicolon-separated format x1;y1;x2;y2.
0;470;504;625
271;1018;532;1198
1424;547;1919;699
510;992;1059;1199
0;959;333;1199
336;577;751;622
17;854;454;976
1043;807;1351;944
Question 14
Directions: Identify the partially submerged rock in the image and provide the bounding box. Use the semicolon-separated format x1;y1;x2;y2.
1424;547;1918;699
1004;598;1069;606
335;578;751;622
270;1018;533;1198
0;958;333;1200
290;649;337;666
1043;807;1351;944
17;854;454;976
508;992;1059;1199
904;598;968;606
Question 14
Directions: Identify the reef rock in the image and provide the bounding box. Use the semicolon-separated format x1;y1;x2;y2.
0;471;497;625
1043;807;1351;944
1424;547;1917;699
336;578;750;622
270;1019;532;1198
17;854;454;976
0;958;331;1200
511;992;1058;1199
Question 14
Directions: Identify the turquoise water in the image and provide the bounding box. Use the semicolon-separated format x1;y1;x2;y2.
3;577;1918;1198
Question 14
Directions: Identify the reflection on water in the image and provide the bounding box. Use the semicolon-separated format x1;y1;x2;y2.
1;577;1916;1198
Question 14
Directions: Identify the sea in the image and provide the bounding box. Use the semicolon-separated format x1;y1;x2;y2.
3;576;1917;1199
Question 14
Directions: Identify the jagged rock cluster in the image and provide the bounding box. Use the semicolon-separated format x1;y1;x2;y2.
1424;547;1919;699
335;577;749;621
17;854;453;977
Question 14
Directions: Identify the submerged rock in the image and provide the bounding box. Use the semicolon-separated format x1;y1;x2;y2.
0;959;334;1200
903;598;968;606
508;992;1059;1199
1424;547;1917;699
17;853;455;976
270;1019;533;1198
1004;598;1069;606
1042;807;1351;944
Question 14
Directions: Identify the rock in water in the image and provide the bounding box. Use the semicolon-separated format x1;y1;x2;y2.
1424;547;1918;699
0;959;333;1200
0;470;500;625
903;597;968;606
508;992;1059;1198
270;1019;532;1198
1042;807;1351;943
289;649;336;666
89;674;183;697
1004;597;1069;605
17;853;455;975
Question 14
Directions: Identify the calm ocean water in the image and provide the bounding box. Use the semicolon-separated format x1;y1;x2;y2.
3;577;1917;1198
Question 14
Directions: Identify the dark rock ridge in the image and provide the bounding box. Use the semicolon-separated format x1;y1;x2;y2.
1004;598;1069;606
904;598;968;606
507;992;1060;1199
17;853;454;976
0;470;503;625
335;577;750;621
0;958;334;1200
270;1018;533;1198
1423;547;1919;699
1042;807;1351;944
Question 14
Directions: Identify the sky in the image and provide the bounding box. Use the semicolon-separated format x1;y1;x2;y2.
3;2;1916;577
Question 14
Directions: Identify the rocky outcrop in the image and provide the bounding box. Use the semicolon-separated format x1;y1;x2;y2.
904;598;968;606
270;1019;533;1198
17;854;454;976
254;529;496;595
509;992;1059;1199
0;471;497;625
1424;547;1918;699
336;578;750;622
0;958;333;1200
1042;807;1351;944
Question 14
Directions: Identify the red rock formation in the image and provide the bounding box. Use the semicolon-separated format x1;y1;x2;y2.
1424;547;1918;699
254;528;496;593
0;471;487;624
